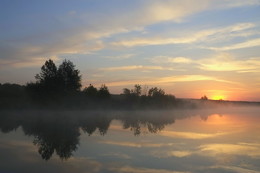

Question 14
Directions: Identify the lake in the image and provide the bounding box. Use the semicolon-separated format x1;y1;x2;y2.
0;107;260;173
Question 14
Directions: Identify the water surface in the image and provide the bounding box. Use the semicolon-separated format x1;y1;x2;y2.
0;107;259;173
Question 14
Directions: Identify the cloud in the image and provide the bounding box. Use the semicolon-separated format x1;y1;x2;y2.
1;0;211;67
151;53;260;73
206;166;260;173
121;0;257;28
167;151;192;157
100;75;235;87
0;139;102;173
100;140;175;148
1;0;259;70
103;54;135;60
111;23;256;47
59;157;102;173
139;0;209;23
151;150;193;158
100;65;174;72
0;139;37;153
198;53;260;72
0;38;104;68
108;165;190;173
211;0;260;9
0;56;60;68
111;37;192;47
157;75;235;84
101;152;131;159
206;38;260;51
150;142;260;169
199;143;260;157
160;131;230;139
151;56;193;64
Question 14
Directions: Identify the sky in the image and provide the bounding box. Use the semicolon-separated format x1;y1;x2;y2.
0;0;260;101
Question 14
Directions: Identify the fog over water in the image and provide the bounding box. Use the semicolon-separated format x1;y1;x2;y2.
0;106;259;173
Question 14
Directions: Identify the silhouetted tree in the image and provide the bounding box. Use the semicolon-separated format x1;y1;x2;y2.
83;84;98;97
123;88;131;95
120;85;177;109
98;84;110;99
122;85;142;97
122;87;138;104
0;83;25;98
96;116;111;135
148;87;165;97
27;59;61;100
58;59;81;93
81;121;97;136
21;113;80;160
25;82;43;100
0;83;28;108
133;84;142;96
201;95;208;100
35;59;58;84
26;59;82;102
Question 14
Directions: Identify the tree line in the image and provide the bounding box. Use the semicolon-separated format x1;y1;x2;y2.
0;59;193;109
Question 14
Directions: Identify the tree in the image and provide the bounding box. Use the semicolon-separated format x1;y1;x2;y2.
58;60;81;93
98;84;110;99
123;88;131;95
148;87;165;97
201;95;208;100
32;59;61;98
133;84;142;96
35;59;58;84
83;84;98;97
26;59;82;101
0;83;25;98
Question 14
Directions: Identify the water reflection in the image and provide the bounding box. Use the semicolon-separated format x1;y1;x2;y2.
24;119;80;160
117;111;176;135
0;110;213;160
1;109;259;163
0;108;260;173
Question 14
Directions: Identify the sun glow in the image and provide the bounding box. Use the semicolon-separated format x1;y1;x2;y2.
206;90;229;100
212;95;225;100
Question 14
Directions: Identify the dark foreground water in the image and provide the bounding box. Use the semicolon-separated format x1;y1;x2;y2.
0;107;260;173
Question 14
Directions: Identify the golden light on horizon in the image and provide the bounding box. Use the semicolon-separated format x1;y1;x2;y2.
206;90;230;100
212;95;225;100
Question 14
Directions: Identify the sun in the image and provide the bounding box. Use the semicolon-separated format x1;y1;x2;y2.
206;90;229;101
212;95;225;100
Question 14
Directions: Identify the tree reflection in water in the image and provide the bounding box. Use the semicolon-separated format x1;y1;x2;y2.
0;110;212;160
118;111;175;135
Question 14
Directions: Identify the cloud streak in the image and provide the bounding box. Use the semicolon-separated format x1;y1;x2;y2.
101;75;235;87
199;143;260;157
151;53;260;72
108;165;189;173
206;166;260;173
206;38;260;51
103;54;135;60
151;56;193;64
100;140;175;148
111;23;256;47
100;65;174;72
199;54;260;72
160;131;231;139
151;150;193;158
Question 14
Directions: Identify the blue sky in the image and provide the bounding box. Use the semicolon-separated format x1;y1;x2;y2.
1;0;260;100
